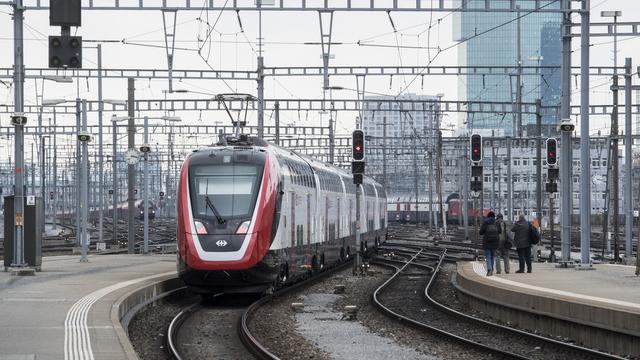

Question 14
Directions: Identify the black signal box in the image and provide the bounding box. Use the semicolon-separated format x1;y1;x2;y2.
471;165;483;177
352;161;365;174
353;174;363;185
50;0;82;26
49;35;82;68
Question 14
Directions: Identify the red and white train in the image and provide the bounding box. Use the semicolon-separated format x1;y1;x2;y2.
177;135;387;293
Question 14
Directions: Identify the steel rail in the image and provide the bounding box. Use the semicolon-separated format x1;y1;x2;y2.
371;248;529;359
165;302;202;360
423;252;626;360
239;259;354;360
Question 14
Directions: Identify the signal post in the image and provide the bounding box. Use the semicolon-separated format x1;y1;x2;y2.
470;134;483;245
352;130;365;275
546;138;559;262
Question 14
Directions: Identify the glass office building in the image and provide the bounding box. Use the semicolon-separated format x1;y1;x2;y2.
454;1;562;136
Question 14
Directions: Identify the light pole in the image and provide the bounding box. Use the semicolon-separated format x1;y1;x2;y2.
41;99;67;231
601;10;622;262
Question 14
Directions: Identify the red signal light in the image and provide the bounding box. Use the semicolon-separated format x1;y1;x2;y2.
470;134;482;162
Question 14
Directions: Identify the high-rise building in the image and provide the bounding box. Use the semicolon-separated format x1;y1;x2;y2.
454;1;562;135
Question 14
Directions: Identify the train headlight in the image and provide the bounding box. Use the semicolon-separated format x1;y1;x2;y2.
194;221;208;234
236;220;251;234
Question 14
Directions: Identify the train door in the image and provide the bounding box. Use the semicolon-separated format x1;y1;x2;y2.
307;193;312;264
290;192;296;270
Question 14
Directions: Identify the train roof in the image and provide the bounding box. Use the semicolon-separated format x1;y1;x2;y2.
188;134;384;190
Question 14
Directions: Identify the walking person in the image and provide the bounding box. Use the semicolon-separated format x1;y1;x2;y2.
479;211;501;276
511;214;532;273
494;213;511;274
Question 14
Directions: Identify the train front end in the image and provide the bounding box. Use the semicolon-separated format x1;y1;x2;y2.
177;141;280;293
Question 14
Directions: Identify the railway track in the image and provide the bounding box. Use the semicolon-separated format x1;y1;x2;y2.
165;259;354;360
389;223;638;262
0;217;178;258
372;243;626;360
165;294;256;360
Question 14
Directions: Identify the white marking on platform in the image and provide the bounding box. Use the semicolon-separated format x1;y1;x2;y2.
471;261;640;310
63;271;174;360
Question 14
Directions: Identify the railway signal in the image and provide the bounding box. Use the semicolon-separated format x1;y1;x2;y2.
470;134;482;163
470;165;483;192
352;130;365;185
546;138;558;166
48;35;82;68
352;130;365;161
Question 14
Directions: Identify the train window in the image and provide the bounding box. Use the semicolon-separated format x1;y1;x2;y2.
189;164;263;218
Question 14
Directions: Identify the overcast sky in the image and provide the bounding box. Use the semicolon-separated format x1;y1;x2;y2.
1;0;640;153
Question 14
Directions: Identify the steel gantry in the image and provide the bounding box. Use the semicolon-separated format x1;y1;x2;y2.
0;0;573;12
0;65;626;81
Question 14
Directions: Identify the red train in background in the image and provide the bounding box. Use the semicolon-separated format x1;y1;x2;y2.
177;135;387;293
446;198;490;225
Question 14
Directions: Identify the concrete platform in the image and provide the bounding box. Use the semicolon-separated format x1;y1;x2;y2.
455;261;640;357
0;254;177;360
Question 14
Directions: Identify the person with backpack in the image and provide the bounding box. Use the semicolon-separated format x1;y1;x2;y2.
479;211;501;276
511;214;534;273
494;213;511;274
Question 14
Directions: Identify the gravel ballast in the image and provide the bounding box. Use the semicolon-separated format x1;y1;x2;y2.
249;263;499;360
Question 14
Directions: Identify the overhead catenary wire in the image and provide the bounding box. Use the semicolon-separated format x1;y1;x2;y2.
395;0;561;98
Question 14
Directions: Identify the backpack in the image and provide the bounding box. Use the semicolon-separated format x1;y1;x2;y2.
485;223;499;241
529;223;540;245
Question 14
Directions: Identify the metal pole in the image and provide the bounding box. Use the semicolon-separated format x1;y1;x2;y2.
329;103;335;164
491;140;496;210
602;140;612;255
428;150;433;230
38;104;44;235
463;139;469;241
11;0;26;269
382;116;387;193
612;75;620;261
579;0;591;266
97;44;104;244
516;5;523;137
536;99;543;245
75;98;81;243
127;78;136;254
437;131;446;235
143;116;149;254
560;0;573;262
550;196;556;261
624;58;633;259
354;183;361;274
257;1;264;139
413;135;419;225
274;101;280;145
80;100;89;262
507;137;513;222
52;109;57;230
112;116;118;245
40;136;45;234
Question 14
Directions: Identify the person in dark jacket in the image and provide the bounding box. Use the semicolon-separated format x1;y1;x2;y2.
494;213;511;274
511;214;532;273
479;211;501;276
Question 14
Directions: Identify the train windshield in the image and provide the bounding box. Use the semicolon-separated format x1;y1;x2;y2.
190;164;263;218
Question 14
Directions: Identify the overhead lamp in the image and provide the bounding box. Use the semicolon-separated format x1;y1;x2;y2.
42;98;67;106
600;11;622;17
160;115;182;122
43;75;73;83
103;99;127;106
